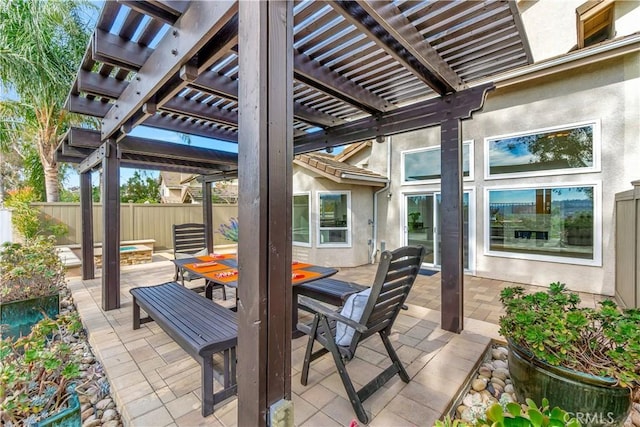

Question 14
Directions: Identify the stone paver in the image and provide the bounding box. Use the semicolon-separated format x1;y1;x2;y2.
66;257;606;426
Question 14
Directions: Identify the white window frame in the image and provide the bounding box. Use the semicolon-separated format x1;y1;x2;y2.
483;182;602;266
317;190;352;248
401;141;474;185
484;120;601;180
293;191;311;247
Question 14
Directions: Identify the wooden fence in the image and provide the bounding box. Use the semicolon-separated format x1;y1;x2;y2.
614;181;640;308
33;203;238;250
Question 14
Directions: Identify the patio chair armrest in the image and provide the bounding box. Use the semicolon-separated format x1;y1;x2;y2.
299;296;367;333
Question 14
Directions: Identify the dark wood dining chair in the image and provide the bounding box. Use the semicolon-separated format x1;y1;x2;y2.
297;245;426;424
172;223;226;300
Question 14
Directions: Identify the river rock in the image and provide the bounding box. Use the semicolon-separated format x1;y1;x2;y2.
102;408;117;422
631;410;640;427
492;368;509;380
456;405;468;418
471;378;487;392
463;393;482;407
491;348;508;361
461;408;475;423
96;398;112;410
82;419;101;427
103;421;120;427
81;407;94;421
491;377;506;388
504;384;514;394
478;366;492;378
492;360;508;370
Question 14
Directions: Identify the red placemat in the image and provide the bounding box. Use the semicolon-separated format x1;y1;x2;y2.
205;269;239;283
184;261;228;273
291;270;321;284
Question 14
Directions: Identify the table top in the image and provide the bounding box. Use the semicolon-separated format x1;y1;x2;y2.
173;254;337;288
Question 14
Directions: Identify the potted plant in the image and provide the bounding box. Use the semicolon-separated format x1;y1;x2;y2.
0;237;65;339
0;314;83;426
499;283;639;425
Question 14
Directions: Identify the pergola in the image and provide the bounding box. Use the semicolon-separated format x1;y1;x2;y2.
62;1;532;424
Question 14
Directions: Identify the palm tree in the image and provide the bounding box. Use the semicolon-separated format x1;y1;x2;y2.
0;0;92;202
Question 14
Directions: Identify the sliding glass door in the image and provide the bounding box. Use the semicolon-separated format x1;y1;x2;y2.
405;192;470;269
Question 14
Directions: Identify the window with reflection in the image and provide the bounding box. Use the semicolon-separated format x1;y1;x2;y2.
487;123;596;177
488;186;594;260
293;193;310;245
403;142;472;183
318;192;350;246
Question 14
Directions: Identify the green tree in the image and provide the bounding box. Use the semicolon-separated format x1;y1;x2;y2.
0;0;93;202
120;171;160;203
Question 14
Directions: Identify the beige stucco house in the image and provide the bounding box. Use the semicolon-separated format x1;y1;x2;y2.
291;0;640;297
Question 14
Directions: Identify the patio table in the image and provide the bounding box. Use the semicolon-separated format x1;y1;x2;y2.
172;254;338;330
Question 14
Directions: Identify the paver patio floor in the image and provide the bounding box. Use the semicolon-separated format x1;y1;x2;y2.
66;256;605;426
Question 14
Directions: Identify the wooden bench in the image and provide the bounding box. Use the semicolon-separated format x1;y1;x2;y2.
130;282;237;417
295;277;368;308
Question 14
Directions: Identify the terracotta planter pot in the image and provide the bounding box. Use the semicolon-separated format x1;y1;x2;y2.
508;340;631;426
0;293;59;340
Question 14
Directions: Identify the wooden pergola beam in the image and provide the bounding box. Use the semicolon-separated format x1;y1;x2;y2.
293;83;493;152
143;114;239;143
117;0;187;25
101;1;238;140
92;29;153;71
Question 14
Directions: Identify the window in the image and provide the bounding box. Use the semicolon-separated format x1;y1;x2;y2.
577;0;614;49
293;193;310;246
485;121;599;179
402;141;473;183
318;192;351;246
486;185;600;265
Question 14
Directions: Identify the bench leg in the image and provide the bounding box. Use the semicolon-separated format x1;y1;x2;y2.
201;355;214;417
133;297;140;330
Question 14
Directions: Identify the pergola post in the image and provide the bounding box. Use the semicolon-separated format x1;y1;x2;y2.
101;140;120;310
203;181;214;253
80;171;95;280
440;117;464;333
238;1;294;425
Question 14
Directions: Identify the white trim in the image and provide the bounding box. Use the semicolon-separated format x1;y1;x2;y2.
293;191;312;247
483;182;602;267
401;140;474;185
317;190;352;248
484;120;601;180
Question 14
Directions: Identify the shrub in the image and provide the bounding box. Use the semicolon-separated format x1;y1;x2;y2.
4;187;67;240
0;237;65;303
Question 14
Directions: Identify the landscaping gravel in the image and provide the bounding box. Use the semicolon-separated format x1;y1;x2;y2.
59;287;123;427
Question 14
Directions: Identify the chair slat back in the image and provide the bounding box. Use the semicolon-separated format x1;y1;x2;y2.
349;245;426;349
173;223;206;256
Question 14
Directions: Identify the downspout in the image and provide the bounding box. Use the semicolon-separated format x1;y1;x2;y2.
371;136;391;264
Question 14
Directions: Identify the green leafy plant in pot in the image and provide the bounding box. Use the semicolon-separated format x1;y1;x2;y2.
0;237;65;339
499;283;639;426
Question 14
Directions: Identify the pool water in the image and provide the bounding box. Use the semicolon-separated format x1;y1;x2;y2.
120;246;138;252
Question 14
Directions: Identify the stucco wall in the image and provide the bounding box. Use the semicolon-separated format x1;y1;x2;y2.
292;166;375;267
378;54;640;295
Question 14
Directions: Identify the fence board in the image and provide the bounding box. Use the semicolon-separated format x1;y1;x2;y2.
32;203;238;250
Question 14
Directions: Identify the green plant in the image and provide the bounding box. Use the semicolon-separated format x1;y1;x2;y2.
0;236;65;303
4;187;67;239
408;211;421;230
434;399;581;427
217;217;238;242
0;313;83;426
563;212;592;230
499;283;640;390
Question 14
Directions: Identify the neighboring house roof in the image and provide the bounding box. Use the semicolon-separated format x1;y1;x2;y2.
159;172;183;188
334;141;372;162
294;153;387;187
182;186;202;204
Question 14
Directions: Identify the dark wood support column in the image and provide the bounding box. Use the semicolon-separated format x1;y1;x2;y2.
80;171;95;280
101;140;120;310
238;1;293;425
440;117;464;333
203;182;214;253
438;84;494;333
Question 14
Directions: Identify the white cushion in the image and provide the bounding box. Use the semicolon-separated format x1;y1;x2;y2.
175;248;208;259
335;288;371;346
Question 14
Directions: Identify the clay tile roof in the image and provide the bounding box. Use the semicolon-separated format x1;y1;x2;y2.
294;152;387;187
